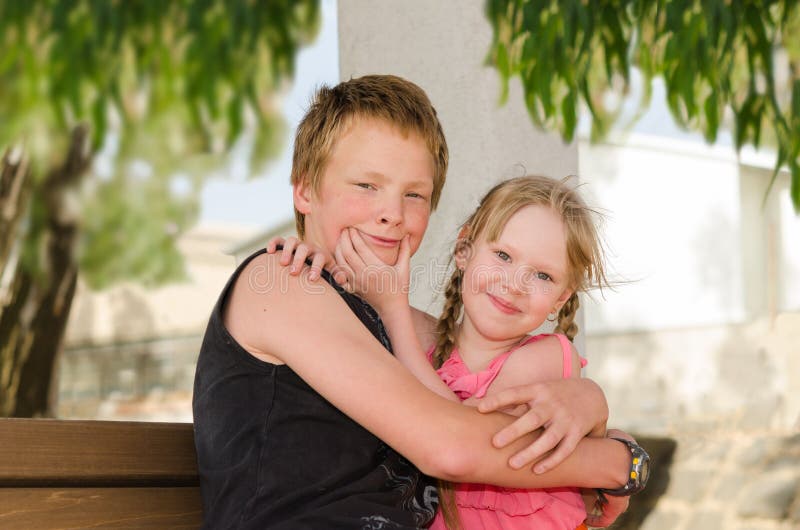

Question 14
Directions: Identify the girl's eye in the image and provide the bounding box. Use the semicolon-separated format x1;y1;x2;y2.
356;183;376;190
495;251;511;262
406;192;425;199
536;271;552;282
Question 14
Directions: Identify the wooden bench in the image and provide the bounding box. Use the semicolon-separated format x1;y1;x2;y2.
0;418;202;529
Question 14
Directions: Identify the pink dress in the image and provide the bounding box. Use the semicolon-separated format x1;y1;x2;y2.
429;333;589;530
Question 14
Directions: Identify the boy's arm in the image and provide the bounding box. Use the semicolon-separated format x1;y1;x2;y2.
265;235;615;473
228;252;631;489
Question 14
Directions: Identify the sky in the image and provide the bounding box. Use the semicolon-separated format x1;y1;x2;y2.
198;0;340;230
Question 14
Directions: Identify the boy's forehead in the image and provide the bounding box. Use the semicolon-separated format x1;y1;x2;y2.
331;116;432;167
309;114;436;196
342;114;415;140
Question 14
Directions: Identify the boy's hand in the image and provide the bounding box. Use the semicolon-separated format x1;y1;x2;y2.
334;228;411;313
265;236;339;283
476;378;609;473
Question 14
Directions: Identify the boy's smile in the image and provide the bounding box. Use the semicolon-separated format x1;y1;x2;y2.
294;117;435;266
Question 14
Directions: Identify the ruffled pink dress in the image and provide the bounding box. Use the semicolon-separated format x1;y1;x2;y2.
429;333;589;530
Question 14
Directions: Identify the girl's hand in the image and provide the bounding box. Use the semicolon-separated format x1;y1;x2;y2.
476;378;609;473
265;236;334;282
582;488;629;528
582;428;635;527
334;228;411;314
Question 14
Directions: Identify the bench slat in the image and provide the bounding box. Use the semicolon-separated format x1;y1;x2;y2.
0;418;198;486
0;487;202;528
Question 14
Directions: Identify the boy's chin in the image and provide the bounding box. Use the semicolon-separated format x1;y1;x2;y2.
368;246;399;266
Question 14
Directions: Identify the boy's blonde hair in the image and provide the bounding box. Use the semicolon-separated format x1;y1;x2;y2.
291;75;449;237
433;175;609;369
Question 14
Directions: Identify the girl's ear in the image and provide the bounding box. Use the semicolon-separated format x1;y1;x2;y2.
555;288;575;310
293;179;313;215
454;226;471;270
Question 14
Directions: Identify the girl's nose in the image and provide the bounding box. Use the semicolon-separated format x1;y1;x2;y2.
510;266;537;295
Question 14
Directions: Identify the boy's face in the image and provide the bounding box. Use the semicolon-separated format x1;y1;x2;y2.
294;117;435;265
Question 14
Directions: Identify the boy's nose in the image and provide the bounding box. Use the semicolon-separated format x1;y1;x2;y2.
377;199;403;225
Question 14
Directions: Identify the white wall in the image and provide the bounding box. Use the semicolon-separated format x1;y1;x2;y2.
579;135;748;333
578;134;800;432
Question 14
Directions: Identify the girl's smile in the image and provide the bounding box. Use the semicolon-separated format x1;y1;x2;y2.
456;204;574;344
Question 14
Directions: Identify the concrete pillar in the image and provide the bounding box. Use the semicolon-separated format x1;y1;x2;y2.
337;1;582;347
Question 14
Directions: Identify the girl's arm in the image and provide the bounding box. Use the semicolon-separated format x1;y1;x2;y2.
334;229;458;402
225;252;630;489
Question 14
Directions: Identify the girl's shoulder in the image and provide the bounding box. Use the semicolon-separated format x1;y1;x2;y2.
488;335;579;393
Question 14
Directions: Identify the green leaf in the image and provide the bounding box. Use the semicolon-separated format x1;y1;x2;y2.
495;42;511;104
791;160;800;213
562;91;577;142
90;95;107;151
486;0;798;212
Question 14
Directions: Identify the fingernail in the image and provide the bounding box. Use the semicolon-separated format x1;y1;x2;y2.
310;271;318;280
290;265;297;273
534;464;545;474
509;457;523;469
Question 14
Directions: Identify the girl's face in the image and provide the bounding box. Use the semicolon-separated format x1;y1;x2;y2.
294;117;434;266
456;204;575;342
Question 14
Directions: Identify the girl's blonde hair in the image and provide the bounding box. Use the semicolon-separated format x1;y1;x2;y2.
433;175;608;367
434;175;608;530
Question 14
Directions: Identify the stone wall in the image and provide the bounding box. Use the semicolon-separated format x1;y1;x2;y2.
619;432;799;530
587;314;800;529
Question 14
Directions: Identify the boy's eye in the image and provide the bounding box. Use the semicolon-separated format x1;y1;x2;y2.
356;183;376;190
406;192;424;199
495;250;511;262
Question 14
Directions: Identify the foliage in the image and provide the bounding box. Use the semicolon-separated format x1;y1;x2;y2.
486;0;800;211
0;0;320;288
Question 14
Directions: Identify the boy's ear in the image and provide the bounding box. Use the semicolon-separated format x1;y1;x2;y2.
293;179;313;215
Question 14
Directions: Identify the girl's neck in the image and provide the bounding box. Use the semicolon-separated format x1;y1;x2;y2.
454;316;528;373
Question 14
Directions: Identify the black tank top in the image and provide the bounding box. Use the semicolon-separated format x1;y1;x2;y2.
193;249;438;529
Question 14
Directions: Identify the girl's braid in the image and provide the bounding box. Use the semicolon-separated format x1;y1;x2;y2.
432;266;466;530
432;267;463;369
554;292;580;342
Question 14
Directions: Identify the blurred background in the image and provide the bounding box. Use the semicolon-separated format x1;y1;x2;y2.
1;1;798;528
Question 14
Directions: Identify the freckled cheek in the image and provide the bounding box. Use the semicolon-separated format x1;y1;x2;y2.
405;206;431;251
339;194;375;220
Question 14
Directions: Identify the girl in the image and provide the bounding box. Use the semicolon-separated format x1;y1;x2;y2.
273;175;642;529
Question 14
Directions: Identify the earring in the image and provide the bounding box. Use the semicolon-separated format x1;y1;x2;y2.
547;308;558;322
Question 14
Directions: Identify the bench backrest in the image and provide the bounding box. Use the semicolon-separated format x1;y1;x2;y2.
0;418;202;529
